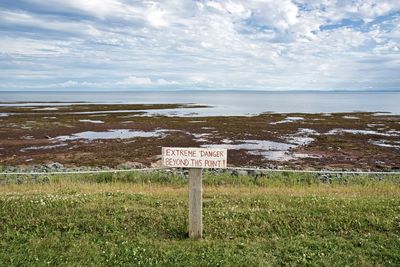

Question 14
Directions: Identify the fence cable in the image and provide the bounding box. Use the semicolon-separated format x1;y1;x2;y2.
1;166;400;176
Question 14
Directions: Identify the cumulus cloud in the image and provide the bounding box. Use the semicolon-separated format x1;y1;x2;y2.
118;76;152;86
0;0;399;90
117;76;179;87
250;0;299;31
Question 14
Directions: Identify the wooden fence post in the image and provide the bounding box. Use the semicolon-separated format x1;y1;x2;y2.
188;168;203;239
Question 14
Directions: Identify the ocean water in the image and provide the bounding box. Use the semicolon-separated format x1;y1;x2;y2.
1;91;399;115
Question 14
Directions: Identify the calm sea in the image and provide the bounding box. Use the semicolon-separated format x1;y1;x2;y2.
1;91;400;115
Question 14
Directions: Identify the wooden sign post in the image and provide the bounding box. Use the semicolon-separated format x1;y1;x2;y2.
162;147;228;239
188;168;202;239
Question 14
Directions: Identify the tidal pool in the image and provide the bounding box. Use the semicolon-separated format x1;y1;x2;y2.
21;143;68;152
202;138;318;161
54;129;165;141
78;119;104;124
270;116;304;124
370;140;400;149
326;128;399;137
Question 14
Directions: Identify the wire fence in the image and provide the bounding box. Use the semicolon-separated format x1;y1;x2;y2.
1;166;400;176
0;167;166;176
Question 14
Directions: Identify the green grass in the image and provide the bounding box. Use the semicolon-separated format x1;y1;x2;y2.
1;171;400;266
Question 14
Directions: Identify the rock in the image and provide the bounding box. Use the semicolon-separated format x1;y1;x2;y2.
100;166;111;170
53;162;64;169
212;169;225;174
117;161;146;169
150;160;161;168
44;162;64;170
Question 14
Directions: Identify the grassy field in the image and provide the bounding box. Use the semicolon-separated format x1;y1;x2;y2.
1;171;400;266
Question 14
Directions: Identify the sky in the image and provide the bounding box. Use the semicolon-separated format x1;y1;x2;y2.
0;0;399;91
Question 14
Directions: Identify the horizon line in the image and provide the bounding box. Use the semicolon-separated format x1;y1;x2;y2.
1;88;400;93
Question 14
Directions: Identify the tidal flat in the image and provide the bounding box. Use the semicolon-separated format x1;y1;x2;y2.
1;103;400;170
